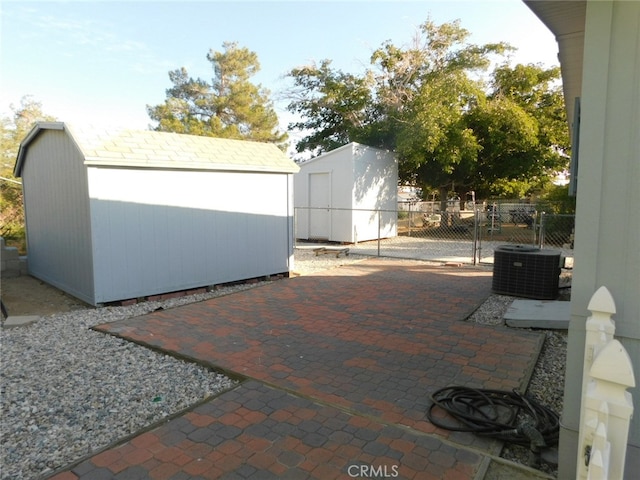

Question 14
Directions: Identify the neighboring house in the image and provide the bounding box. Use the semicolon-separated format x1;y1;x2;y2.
14;122;299;306
524;1;639;478
397;185;421;206
294;142;398;243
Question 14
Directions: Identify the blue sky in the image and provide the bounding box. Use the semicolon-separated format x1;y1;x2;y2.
1;0;559;133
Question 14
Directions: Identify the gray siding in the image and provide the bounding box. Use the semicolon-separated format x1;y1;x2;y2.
554;2;640;475
88;167;292;303
21;130;95;304
17;123;298;306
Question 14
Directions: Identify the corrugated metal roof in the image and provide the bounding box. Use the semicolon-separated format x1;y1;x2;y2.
15;122;299;176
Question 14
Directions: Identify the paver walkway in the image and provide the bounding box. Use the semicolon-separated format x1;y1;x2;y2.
49;259;545;480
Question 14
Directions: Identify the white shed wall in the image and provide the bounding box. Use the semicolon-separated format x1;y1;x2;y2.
87;167;293;303
294;145;353;241
294;143;397;243
20;130;95;304
352;146;398;242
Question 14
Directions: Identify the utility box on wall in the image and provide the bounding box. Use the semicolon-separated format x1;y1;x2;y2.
294;142;398;243
14;122;299;306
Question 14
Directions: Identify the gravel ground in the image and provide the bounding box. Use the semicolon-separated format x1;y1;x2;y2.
467;293;567;477
0;249;566;479
0;285;260;480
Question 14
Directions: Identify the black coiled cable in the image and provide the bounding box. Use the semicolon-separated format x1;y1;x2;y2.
426;386;559;450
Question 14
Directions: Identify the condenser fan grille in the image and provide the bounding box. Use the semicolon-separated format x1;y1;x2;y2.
492;245;562;300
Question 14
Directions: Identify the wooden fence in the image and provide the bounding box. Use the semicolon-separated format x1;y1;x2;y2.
577;286;635;479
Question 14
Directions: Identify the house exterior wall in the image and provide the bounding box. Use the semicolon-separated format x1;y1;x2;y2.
20;130;95;304
559;1;640;477
87;167;294;304
294;143;398;242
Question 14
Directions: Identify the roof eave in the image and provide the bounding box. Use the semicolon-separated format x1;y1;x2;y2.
14;121;300;175
522;0;586;128
83;159;300;174
14;122;65;177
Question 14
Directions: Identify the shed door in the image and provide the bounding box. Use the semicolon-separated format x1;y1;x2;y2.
309;172;330;239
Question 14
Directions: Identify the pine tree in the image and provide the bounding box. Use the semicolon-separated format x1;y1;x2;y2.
148;42;287;148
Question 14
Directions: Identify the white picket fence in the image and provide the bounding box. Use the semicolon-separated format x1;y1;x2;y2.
577;286;636;479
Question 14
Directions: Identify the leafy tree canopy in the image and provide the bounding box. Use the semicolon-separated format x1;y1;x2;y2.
491;63;568;153
285;18;569;201
468;63;568;198
148;42;287;148
1;96;56;249
286;60;375;155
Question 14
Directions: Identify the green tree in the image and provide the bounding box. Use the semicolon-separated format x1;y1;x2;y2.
492;63;567;139
285;60;375;155
285;19;509;205
0;96;56;251
148;42;287;147
466;95;541;197
468;63;569;198
537;183;576;214
285;20;569;204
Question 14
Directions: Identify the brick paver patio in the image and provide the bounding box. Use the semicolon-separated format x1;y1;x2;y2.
48;258;544;479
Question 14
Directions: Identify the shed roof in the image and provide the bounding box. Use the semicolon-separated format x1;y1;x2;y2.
14;122;299;177
297;142;394;168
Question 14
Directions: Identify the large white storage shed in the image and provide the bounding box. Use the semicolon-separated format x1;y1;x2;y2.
294;142;397;243
14;122;299;306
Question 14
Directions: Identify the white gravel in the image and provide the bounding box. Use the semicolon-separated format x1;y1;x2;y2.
0;285;260;480
0;249;567;479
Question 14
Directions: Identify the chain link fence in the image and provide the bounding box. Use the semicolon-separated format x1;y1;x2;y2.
475;203;575;264
295;203;575;265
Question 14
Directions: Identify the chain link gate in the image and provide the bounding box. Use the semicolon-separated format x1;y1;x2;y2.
294;205;575;266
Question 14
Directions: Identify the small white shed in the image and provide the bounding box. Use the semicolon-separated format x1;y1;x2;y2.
294;142;397;243
14;122;299;305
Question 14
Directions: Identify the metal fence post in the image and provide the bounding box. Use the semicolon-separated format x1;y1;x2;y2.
293;206;297;251
472;208;479;265
377;209;381;257
539;211;546;248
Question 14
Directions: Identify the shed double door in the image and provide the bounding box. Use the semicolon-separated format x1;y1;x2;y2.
309;172;330;239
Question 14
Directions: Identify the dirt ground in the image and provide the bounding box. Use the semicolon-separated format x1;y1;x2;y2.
1;274;89;318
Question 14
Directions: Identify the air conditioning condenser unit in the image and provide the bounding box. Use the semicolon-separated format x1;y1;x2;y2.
492;245;562;300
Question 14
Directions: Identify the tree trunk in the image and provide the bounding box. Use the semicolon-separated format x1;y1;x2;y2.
439;186;448;212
